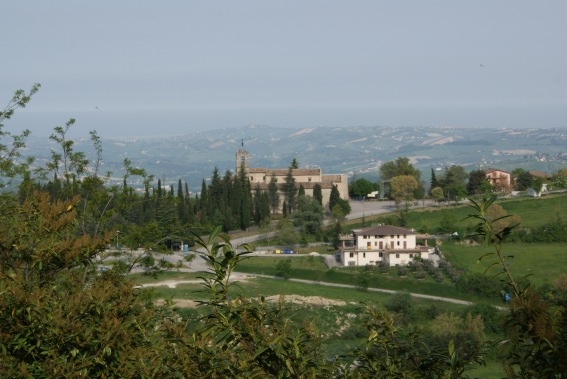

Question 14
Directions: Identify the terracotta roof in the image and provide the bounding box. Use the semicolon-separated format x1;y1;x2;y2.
356;225;417;236
529;170;551;179
248;168;322;175
485;168;510;174
322;174;344;183
249;182;336;191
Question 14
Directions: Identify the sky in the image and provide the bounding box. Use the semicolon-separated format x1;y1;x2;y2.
2;1;566;138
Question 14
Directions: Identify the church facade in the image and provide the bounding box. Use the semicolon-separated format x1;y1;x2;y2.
236;145;349;211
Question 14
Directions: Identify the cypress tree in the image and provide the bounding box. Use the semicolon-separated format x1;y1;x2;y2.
268;174;280;214
313;183;323;205
329;184;340;211
282;168;297;214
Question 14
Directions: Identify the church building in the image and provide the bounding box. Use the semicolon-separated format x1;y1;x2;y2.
236;144;349;211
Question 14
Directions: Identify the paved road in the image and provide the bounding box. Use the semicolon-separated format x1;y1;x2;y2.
347;198;436;220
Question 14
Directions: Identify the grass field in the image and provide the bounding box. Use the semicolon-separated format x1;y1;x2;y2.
235;255;503;303
345;193;567;234
441;241;566;286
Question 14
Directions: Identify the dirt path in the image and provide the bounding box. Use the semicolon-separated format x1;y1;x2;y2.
141;273;506;310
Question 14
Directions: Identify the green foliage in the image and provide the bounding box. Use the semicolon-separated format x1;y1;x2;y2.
465;303;502;333
329;184;341;211
346;304;483;378
440;165;468;202
0;83;40;189
456;273;502;298
385;292;414;322
277;219;300;246
514;171;534;191
349;177;375;198
467;169;487;195
431;186;444;203
275;258;292;279
380;156;421;181
439;211;458;234
189;226;333;377
465;195;567;378
292;195;324;234
282;167;297;214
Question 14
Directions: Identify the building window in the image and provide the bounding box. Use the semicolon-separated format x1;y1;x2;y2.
263;176;266;181
250;177;253;181
379;252;383;257
349;252;354;258
363;253;366;258
363;235;367;239
409;254;413;258
397;241;400;246
396;254;400;258
308;177;312;182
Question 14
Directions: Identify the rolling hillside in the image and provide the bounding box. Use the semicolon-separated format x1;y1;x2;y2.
24;125;567;192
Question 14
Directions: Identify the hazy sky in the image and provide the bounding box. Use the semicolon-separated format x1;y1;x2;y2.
2;1;566;138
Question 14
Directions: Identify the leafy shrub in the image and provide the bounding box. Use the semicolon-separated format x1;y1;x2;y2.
414;270;426;280
456;272;502;298
465;303;502;333
385;292;414;323
275;258;292;279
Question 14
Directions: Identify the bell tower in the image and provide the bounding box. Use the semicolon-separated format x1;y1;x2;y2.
236;139;249;174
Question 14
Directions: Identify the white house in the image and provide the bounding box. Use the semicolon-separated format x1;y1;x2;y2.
337;225;432;267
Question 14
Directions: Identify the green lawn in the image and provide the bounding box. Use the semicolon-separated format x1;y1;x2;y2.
442;241;567;286
346;193;567;234
236;255;493;302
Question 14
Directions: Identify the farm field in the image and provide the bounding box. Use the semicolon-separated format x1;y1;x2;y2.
442;241;567;286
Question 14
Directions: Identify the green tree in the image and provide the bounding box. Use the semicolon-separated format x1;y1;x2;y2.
0;83;40;189
380;156;421;181
277;219;300;246
298;183;306;197
440;165;467;202
390;175;418;206
467;169;487;195
282;168;297;215
312;183;323;205
431;186;444;204
552;168;567;189
292;195;324;235
515;171;534;191
429;168;439;195
350;178;375;198
267;174;280;214
275;258;292;279
328;184;341;211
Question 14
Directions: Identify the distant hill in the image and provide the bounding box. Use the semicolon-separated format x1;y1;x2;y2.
25;125;567;193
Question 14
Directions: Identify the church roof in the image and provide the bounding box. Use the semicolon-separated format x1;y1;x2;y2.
354;225;416;236
248;168;322;175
